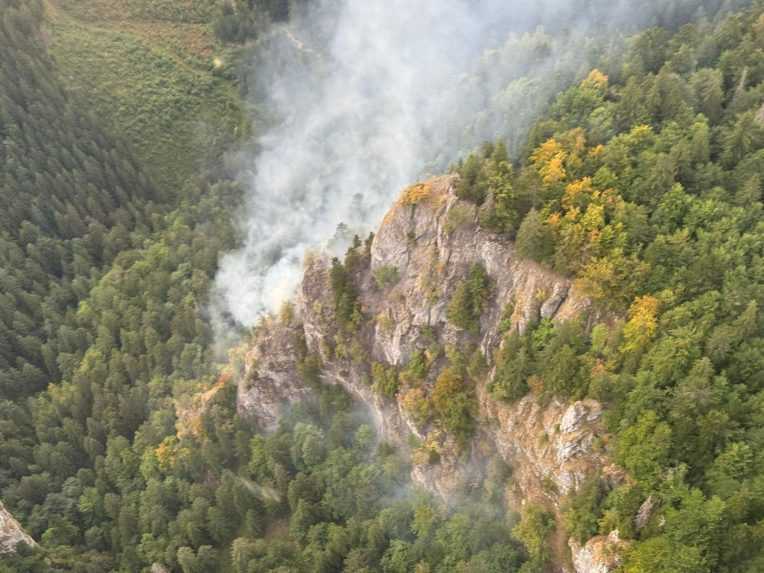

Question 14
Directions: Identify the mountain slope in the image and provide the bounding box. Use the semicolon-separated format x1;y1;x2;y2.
234;5;764;572
0;2;762;573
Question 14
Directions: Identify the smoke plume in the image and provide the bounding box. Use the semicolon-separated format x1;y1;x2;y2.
214;0;743;327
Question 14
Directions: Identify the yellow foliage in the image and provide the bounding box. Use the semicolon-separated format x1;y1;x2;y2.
621;296;660;354
532;138;569;185
581;203;606;232
563;206;582;223
628;124;655;147
575;257;618;303
155;436;178;472
582;69;609;91
412;430;443;466
589;144;605;158
563;177;595;209
532;138;565;165
542;153;567;185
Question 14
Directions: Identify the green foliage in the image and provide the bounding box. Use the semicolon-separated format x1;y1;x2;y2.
447;263;492;334
515;209;555;262
234;385;524;572
615;411;672;488
0;3;161;402
512;505;555;565
0;4;247;570
59;0;220;23
431;349;478;443
49;2;246;194
455;150;488;204
2;2;764;572
476;6;764;573
563;477;608;544
490;331;533;402
491;318;591;403
535;319;590;399
330;257;364;331
214;1;261;43
373;265;401;289
469;10;764;568
456;142;524;234
371;362;400;398
400;349;430;387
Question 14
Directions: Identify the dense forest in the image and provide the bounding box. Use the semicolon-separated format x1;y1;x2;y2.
453;4;764;571
0;0;763;572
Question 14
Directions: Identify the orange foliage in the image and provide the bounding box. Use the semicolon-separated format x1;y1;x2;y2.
400;182;433;206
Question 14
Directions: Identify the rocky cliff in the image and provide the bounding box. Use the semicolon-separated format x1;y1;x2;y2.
237;176;625;572
0;501;35;554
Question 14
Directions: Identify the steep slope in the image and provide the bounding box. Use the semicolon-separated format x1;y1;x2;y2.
46;0;246;194
237;5;764;568
238;176;623;571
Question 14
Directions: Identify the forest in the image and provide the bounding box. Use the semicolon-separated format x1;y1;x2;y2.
0;0;762;572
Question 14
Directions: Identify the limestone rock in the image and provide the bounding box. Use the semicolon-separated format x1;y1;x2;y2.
237;316;314;432
569;530;628;573
0;501;35;554
237;176;623;567
635;495;656;530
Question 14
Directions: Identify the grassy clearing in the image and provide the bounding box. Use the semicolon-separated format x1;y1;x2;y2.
46;0;247;195
57;0;220;24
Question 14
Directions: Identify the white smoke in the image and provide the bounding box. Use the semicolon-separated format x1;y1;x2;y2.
214;0;743;327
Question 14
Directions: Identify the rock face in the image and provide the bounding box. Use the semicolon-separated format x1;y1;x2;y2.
238;176;622;572
237;317;313;432
569;531;628;573
0;501;35;554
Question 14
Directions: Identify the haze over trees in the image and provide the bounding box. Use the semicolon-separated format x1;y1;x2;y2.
0;0;763;572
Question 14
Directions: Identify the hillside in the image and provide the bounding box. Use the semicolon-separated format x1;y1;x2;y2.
229;5;764;572
0;1;246;570
0;1;762;573
46;0;247;193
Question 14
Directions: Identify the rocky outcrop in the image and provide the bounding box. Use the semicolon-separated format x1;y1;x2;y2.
569;530;628;573
481;396;622;509
238;176;622;572
0;501;35;554
237;317;313;432
367;176;588;365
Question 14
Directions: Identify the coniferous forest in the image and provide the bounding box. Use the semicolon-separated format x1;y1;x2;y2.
0;1;763;572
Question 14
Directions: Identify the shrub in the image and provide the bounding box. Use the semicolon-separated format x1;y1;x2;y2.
490;331;533;402
515;209;554;262
447;263;492;334
512;505;555;564
373;265;400;289
400;387;433;427
330;257;363;330
563;477;608;544
372;362;399;398
445;203;474;233
400;350;429;386
432;366;477;442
